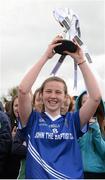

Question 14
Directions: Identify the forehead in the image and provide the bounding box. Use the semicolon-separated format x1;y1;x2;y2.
35;91;40;97
44;81;65;90
35;92;41;100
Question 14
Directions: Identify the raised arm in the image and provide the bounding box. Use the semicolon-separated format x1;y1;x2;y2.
18;36;62;126
64;39;101;127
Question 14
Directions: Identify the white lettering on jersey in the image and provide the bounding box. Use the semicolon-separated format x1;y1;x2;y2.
34;132;74;140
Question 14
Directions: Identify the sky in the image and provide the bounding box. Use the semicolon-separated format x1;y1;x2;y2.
0;0;105;100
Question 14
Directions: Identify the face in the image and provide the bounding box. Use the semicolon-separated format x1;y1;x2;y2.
33;91;43;112
42;81;66;115
81;94;88;106
13;97;19;118
61;96;71;115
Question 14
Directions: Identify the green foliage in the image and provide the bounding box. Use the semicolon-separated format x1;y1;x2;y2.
8;86;18;98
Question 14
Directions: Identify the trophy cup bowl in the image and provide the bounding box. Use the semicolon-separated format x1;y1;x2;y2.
54;39;78;55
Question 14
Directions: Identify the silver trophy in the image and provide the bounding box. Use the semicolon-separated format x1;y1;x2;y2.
50;8;92;88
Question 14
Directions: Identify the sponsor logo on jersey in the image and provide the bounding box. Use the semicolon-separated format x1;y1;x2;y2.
52;128;58;134
39;118;48;127
49;124;60;129
39;118;45;123
34;131;74;140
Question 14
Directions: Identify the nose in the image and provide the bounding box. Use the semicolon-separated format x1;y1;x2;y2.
50;92;56;98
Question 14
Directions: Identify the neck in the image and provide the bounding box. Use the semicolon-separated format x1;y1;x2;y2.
45;108;60;118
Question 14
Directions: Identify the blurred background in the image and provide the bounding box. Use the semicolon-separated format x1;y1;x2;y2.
0;0;105;100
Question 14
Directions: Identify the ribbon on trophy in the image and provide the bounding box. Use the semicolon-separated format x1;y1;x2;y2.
50;8;92;89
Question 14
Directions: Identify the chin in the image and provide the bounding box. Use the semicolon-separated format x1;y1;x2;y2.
48;107;59;111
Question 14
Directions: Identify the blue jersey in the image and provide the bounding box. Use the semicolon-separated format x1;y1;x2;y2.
23;111;84;179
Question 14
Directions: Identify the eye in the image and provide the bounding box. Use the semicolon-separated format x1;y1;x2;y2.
44;90;52;94
56;91;62;94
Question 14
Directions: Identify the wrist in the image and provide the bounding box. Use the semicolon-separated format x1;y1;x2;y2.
78;60;86;66
41;53;49;62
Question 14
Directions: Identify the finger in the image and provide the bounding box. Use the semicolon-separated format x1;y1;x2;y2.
52;42;62;50
52;49;56;54
63;50;73;55
57;34;63;38
73;38;80;47
51;36;63;44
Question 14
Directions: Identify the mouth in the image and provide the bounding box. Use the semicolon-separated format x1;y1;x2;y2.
48;100;58;106
15;112;19;117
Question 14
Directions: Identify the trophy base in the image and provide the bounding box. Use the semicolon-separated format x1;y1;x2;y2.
54;39;77;55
